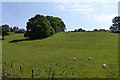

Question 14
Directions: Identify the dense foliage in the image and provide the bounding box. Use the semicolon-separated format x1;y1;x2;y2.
0;24;10;35
24;14;66;39
46;16;66;33
110;16;120;33
71;28;85;32
0;24;10;39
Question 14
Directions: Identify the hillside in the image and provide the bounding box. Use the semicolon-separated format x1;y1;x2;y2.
2;32;118;78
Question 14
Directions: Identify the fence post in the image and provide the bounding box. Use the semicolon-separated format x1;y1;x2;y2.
10;62;13;73
10;62;13;77
20;66;22;79
10;62;13;69
31;69;34;80
4;62;6;65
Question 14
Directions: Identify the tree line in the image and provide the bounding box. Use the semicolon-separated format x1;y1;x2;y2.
1;15;119;40
0;25;25;40
0;14;66;40
69;28;107;32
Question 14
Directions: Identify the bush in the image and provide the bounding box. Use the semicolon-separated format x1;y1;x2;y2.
93;29;98;32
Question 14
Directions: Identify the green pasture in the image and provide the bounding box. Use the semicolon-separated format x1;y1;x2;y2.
2;32;118;78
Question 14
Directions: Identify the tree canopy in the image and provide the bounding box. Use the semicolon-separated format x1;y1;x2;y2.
110;16;120;33
24;14;66;39
46;16;66;33
0;24;10;40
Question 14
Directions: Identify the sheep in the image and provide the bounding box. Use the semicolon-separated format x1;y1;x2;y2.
88;57;92;60
103;64;106;69
73;57;76;61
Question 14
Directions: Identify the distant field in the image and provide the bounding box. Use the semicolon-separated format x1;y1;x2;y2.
2;32;118;78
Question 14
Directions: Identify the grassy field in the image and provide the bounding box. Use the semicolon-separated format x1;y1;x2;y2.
2;32;118;78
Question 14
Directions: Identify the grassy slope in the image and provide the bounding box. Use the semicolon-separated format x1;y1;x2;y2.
2;32;118;78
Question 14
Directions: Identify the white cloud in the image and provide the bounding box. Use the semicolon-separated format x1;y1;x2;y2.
57;0;118;14
58;2;94;14
57;1;118;30
83;14;117;29
119;1;120;16
93;14;117;24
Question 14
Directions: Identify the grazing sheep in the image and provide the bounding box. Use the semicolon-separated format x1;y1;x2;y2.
103;64;106;69
88;57;91;60
73;57;76;61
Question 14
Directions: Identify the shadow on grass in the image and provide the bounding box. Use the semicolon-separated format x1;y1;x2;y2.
9;36;52;43
9;39;36;43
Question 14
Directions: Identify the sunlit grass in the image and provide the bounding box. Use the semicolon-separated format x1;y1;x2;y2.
2;32;118;78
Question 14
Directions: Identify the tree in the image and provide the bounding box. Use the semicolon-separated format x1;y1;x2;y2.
74;29;78;32
0;25;2;40
78;28;83;32
13;26;19;33
0;25;2;35
46;16;66;33
18;29;25;33
10;27;13;32
24;14;55;39
93;29;98;32
0;24;10;40
110;16;120;33
99;29;106;32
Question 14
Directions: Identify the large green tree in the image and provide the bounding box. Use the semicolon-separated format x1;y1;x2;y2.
24;14;55;39
46;16;66;33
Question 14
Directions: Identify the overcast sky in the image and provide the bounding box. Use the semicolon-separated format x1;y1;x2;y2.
1;0;119;31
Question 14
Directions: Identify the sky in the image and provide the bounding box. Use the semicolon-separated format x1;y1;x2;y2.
1;0;120;31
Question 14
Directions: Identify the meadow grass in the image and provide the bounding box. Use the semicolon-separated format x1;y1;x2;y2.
2;32;118;78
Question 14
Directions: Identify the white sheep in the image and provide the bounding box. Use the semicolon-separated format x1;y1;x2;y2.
103;64;106;69
73;57;76;61
88;57;92;60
